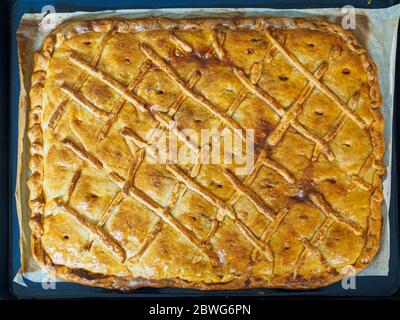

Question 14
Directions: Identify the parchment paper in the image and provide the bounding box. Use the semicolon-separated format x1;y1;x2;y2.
15;5;400;286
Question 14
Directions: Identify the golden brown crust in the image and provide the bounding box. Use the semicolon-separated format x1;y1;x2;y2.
25;16;384;291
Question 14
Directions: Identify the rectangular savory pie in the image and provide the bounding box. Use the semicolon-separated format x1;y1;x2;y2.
24;16;385;290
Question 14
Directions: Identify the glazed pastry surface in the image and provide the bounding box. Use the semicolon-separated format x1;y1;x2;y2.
26;17;384;290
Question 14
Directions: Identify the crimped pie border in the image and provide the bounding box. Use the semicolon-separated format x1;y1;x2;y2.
25;16;385;291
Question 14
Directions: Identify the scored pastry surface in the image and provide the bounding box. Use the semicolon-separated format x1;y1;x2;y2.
26;17;385;290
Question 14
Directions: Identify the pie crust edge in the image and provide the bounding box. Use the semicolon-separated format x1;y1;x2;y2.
25;16;385;290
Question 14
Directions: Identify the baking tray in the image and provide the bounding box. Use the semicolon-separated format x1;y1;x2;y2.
3;0;400;299
0;0;10;301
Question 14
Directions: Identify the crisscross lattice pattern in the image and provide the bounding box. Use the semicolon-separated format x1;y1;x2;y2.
26;17;384;290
